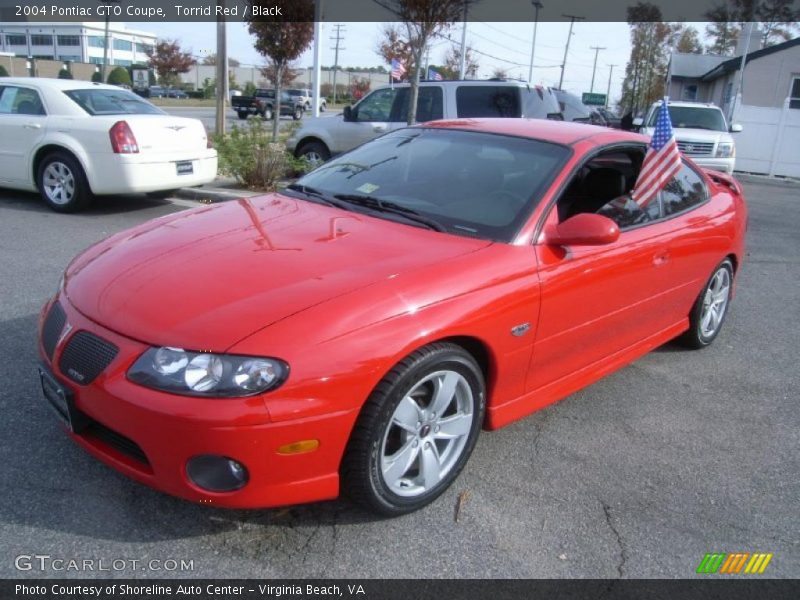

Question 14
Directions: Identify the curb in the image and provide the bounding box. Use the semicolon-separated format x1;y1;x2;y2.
734;172;800;188
174;186;261;203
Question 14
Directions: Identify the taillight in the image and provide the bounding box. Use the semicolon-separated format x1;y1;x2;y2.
109;120;139;154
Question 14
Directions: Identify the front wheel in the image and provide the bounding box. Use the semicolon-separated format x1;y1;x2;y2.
262;107;273;121
680;259;734;348
293;107;303;120
342;343;485;516
237;111;248;120
37;151;91;213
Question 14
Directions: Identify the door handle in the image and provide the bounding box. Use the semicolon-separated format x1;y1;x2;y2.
653;251;670;266
373;125;386;133
24;123;42;129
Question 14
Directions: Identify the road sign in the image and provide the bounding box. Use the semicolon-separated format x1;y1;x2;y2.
582;92;607;106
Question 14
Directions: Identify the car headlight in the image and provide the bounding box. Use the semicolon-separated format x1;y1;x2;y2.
716;142;735;158
128;347;289;397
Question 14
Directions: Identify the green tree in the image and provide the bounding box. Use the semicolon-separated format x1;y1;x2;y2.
58;67;74;79
107;66;132;86
246;0;314;141
91;71;102;83
676;26;704;54
0;65;7;77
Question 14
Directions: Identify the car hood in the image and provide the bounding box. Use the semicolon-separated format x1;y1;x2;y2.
671;127;733;143
64;195;490;352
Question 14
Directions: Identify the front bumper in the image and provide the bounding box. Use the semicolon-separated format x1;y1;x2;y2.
87;150;218;195
689;156;735;174
36;294;355;509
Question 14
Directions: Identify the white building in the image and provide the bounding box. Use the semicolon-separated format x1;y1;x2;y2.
0;22;156;66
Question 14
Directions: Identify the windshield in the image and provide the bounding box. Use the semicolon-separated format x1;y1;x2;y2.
65;89;164;116
290;128;571;242
648;105;727;131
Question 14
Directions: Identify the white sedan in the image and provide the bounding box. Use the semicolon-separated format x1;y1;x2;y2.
0;77;217;212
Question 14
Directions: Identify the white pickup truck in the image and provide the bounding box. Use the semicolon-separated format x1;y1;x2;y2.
287;88;327;112
635;101;743;174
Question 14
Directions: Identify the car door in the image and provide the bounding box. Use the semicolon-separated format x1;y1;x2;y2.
338;87;398;151
526;150;681;394
0;85;48;187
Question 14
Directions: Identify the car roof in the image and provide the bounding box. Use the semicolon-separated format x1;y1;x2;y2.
0;77;122;92
420;118;646;146
652;100;722;110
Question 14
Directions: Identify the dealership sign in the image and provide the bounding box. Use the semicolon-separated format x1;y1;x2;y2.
582;92;607;106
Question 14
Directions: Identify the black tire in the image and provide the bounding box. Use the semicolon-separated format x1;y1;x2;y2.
679;258;734;349
36;151;92;213
237;111;248;120
293;107;303;121
145;189;179;199
295;140;330;165
342;343;485;516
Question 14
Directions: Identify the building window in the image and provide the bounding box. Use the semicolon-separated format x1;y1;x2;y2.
683;84;698;101
57;35;80;46
790;77;800;110
88;36;106;48
114;59;132;66
113;39;132;52
30;35;53;46
6;34;27;46
135;42;154;55
31;55;54;60
89;56;105;65
59;55;81;62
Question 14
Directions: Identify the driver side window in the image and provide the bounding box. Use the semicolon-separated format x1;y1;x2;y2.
354;88;396;122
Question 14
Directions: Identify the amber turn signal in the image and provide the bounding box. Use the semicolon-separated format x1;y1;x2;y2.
276;440;320;455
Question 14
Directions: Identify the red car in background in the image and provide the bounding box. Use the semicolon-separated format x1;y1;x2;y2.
37;119;747;515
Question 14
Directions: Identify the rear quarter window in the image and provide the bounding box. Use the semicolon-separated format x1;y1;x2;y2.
65;89;164;115
456;86;521;118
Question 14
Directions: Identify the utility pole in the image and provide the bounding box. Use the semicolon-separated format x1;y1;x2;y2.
589;45;605;92
605;64;616;108
527;1;543;84
311;1;322;118
330;23;345;105
458;0;468;79
215;0;227;136
558;14;584;89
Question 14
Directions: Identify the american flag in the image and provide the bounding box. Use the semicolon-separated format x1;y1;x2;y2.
427;67;443;81
631;98;683;208
390;58;406;80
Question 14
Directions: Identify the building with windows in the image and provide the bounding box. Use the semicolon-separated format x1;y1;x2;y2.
0;22;156;67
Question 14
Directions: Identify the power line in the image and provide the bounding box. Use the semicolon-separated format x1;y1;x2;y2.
330;23;345;103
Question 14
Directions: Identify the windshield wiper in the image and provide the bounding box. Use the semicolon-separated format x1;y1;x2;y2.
285;184;350;210
333;194;446;232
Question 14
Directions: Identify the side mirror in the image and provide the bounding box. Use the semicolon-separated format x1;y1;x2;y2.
343;105;354;122
730;123;743;133
632;117;643;127
546;213;620;247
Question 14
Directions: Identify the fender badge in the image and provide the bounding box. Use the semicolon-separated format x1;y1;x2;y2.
511;323;531;337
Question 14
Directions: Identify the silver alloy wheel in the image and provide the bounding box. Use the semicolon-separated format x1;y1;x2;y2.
303;151;323;166
700;267;731;338
42;161;75;205
380;370;474;497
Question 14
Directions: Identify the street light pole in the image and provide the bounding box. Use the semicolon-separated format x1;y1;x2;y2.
458;0;468;79
215;0;227;136
605;64;616;108
558;14;584;90
527;1;543;84
589;46;605;92
99;0;120;82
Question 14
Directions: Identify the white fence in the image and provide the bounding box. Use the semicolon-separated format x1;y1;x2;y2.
733;98;800;178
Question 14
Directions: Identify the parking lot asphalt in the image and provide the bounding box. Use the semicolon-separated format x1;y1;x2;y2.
0;180;797;579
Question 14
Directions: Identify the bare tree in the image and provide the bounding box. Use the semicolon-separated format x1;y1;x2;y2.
202;54;241;67
375;0;469;125
491;67;509;79
676;26;704;54
246;0;314;141
443;43;479;79
376;23;417;79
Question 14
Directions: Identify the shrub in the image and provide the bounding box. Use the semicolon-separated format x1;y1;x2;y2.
213;119;290;190
57;68;73;79
91;71;102;83
107;66;131;86
242;81;257;97
0;65;9;77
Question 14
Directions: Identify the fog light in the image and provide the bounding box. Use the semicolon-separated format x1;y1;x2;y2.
186;455;249;492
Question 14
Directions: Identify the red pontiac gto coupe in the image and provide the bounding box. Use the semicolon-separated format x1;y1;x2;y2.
37;119;747;515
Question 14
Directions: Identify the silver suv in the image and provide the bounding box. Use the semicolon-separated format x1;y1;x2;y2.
636;101;742;174
287;80;563;164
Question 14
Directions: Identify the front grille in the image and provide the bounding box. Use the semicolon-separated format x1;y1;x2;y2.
84;419;150;466
41;302;66;361
677;141;714;156
59;331;118;385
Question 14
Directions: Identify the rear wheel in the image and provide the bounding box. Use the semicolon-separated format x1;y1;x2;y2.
342;343;485;516
296;140;330;167
262;107;273;121
37;151;91;213
237;111;248;120
680;259;734;348
293;107;303;120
